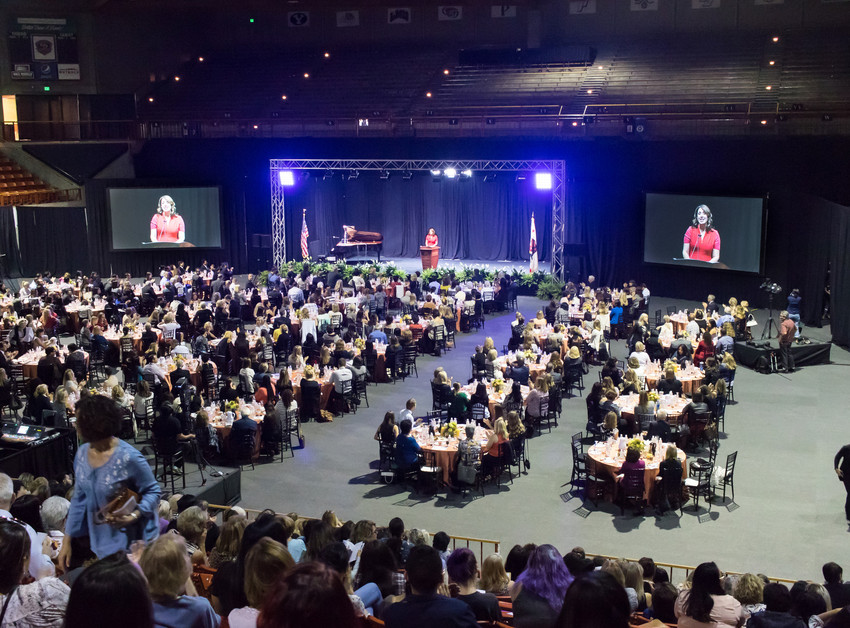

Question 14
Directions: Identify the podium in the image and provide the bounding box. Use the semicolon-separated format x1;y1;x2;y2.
420;246;440;270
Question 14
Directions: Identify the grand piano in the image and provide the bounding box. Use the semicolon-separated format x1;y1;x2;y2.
331;225;383;261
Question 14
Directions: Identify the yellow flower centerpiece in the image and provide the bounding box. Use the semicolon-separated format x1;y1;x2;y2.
663;359;679;373
492;379;504;394
523;349;536;363
440;421;459;438
647;391;659;403
354;337;366;350
402;314;412;323
627;438;645;453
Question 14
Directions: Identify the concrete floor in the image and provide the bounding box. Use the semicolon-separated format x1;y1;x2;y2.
226;294;849;582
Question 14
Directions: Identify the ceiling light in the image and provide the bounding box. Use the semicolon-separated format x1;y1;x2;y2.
587;89;593;94
324;52;330;58
281;95;287;100
772;36;779;42
148;97;154;103
303;73;310;78
765;85;772;90
174;76;180;81
769;60;775;66
571;121;578;127
760;120;767;125
443;69;450;75
198;57;204;62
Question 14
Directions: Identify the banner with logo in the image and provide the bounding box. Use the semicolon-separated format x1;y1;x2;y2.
388;8;412;23
438;6;463;20
491;5;518;18
336;11;360;26
569;0;597;14
8;17;79;81
631;0;659;10
288;11;310;27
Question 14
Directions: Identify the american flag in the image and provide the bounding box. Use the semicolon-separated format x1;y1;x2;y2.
300;209;309;259
529;212;538;272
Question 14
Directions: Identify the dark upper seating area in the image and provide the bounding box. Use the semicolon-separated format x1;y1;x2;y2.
136;30;850;126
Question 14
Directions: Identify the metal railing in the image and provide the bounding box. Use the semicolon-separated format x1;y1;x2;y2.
587;553;798;586
206;503;500;565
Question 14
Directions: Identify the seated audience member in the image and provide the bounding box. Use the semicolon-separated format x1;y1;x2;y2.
139;533;221;628
555;571;631;628
733;573;766;618
456;424;482;486
177;505;208;565
64;552;154;628
506;358;530;387
512;544;574;628
675;562;745;628
824;562;850;609
747;583;806;628
647;409;673;441
0;518;69;626
655;445;682;515
395;419;422;472
229;407;258;446
657;367;683;395
383;545;477;628
229;537;295;628
480;553;515;596
629;342;651;369
258;562;358;628
601;358;623;388
649;582;680;625
446;548;501;623
209;516;248;569
319;541;383;617
354;540;405;599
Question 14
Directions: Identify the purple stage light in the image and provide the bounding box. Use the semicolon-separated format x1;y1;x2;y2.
535;172;552;190
279;170;295;186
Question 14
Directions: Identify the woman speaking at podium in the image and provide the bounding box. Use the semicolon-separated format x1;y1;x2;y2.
149;195;185;243
425;228;438;248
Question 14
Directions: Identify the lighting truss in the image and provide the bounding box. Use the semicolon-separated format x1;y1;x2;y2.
270;159;567;280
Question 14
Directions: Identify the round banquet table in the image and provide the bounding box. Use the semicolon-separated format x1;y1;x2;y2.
586;441;688;501
616;393;690;424
274;371;334;411
642;364;704;396
413;423;491;485
460;381;529;419
207;403;264;459
494;354;547;383
669;312;689;335
13;348;87;380
104;328;162;354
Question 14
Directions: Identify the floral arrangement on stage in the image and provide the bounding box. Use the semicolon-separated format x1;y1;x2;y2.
353;338;365;350
440;421;459;438
647;391;660;403
267;260;559;296
627;438;645;453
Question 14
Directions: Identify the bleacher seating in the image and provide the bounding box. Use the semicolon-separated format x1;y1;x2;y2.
0;156;80;207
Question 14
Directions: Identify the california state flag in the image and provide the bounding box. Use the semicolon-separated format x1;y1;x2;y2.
529;213;539;272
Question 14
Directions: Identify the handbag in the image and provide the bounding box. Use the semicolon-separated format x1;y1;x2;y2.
96;487;139;524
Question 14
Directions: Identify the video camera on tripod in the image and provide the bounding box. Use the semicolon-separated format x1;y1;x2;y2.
759;278;782;339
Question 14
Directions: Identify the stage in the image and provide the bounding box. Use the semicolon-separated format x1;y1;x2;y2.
733;339;832;370
320;255;552;275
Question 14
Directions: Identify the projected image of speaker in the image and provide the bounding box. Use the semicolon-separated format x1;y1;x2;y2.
108;185;223;251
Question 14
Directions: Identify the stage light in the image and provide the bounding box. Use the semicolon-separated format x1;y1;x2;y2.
358;119;369;127
515;174;527;182
402;171;413;180
444;167;457;179
431;170;442;182
347;170;359;180
379;170;390;180
323;170;334;180
461;169;472;178
279;171;295;186
571;121;578;127
535;172;552;190
430;169;441;177
483;174;496;182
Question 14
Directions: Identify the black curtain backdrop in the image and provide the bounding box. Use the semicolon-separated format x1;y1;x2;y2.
0;207;23;279
16;206;90;277
282;174;551;263
830;203;850;348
